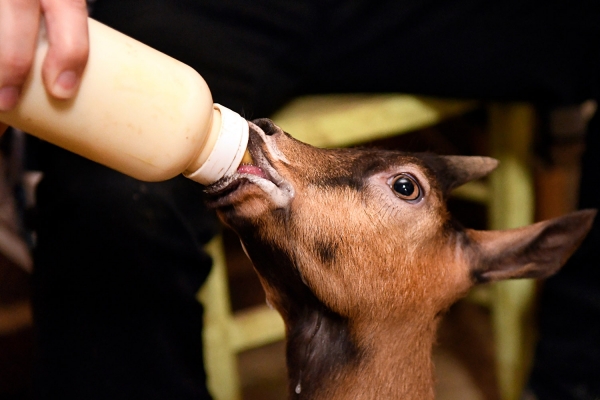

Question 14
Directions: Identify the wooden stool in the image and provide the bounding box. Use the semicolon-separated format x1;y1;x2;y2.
199;94;536;400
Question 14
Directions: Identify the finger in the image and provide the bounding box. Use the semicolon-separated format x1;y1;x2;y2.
0;0;41;111
40;0;89;99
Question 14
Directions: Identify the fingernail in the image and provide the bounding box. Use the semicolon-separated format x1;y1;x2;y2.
53;70;78;98
0;86;20;111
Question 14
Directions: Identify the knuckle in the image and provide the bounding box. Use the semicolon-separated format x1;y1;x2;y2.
43;0;87;13
67;0;88;10
5;0;35;13
59;38;89;67
67;0;89;15
40;0;90;69
0;52;32;81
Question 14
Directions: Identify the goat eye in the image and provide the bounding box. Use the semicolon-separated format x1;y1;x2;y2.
391;174;421;201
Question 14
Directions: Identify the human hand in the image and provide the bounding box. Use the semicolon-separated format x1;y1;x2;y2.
0;0;89;111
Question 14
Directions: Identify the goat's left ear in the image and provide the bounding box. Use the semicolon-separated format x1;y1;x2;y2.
466;209;596;283
435;156;499;195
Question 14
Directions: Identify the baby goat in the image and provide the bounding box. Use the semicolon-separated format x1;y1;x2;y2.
206;119;595;400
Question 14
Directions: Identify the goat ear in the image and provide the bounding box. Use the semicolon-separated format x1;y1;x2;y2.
434;156;498;195
466;209;596;283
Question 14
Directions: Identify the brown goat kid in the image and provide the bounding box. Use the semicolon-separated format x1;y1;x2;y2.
206;119;596;400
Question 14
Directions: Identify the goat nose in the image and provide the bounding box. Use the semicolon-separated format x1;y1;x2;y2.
265;126;277;136
253;118;280;136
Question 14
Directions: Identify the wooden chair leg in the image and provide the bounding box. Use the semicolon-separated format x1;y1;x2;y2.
488;103;536;400
198;235;242;400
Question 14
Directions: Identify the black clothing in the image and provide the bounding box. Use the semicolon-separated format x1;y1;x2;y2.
31;0;600;398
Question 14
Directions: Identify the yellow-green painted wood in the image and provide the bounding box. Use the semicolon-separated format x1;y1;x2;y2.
199;237;242;400
488;103;536;400
271;94;477;148
230;305;285;353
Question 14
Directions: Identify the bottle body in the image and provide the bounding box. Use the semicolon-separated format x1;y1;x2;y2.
0;18;248;184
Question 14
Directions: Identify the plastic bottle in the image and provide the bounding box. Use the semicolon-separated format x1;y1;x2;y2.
0;18;248;185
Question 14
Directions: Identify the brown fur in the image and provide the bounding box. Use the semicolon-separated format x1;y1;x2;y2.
206;119;596;400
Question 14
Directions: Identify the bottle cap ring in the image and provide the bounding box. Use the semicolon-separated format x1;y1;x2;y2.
185;104;249;185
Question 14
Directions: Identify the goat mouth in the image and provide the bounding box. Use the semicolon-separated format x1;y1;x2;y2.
205;124;293;208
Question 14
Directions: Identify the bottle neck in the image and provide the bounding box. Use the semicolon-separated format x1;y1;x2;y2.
188;107;222;172
184;104;249;185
